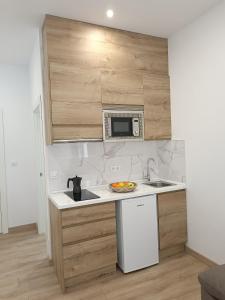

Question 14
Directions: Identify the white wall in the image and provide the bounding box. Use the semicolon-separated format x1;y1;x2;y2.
0;65;37;227
169;2;225;264
29;31;43;110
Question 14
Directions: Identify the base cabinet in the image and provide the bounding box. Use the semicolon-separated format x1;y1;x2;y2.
157;190;187;259
49;201;117;292
49;190;187;291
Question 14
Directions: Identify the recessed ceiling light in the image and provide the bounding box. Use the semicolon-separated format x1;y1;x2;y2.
106;9;114;18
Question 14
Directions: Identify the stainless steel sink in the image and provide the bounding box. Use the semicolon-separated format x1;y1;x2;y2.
143;180;175;188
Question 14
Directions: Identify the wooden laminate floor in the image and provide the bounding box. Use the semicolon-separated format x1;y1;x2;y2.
0;228;208;300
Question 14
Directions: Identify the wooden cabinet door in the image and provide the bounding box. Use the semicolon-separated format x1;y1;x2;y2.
49;63;101;104
63;235;117;279
49;62;103;141
43;16;170;143
101;70;144;106
158;191;187;250
144;74;171;140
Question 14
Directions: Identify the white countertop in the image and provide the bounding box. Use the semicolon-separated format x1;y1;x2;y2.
49;179;186;210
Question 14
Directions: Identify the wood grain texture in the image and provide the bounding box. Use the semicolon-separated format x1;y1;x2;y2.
62;218;116;244
42;15;171;142
160;244;185;261
63;235;117;279
50;201;117;291
52;102;102;125
50;63;101;103
9;223;37;234
158;191;187;251
49;201;65;291
158;190;186;217
52;125;103;140
185;247;217;267
159;212;187;250
45;15;168;73
42;25;53;144
101;70;144;105
0;227;210;299
62;202;116;227
0;228;209;299
64;265;116;289
144;74;171;140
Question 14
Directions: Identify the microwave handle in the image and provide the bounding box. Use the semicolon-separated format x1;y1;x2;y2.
105;117;112;137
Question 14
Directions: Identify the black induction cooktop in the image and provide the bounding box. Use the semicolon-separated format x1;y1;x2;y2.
64;189;100;202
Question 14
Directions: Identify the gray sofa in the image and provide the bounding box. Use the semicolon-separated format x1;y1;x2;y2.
198;265;225;300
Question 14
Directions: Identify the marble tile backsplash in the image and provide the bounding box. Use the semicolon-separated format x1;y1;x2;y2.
47;140;186;192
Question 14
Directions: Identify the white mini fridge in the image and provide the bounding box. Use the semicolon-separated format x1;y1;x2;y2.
116;195;159;273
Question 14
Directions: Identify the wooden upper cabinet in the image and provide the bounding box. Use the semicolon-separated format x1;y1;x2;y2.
42;15;170;143
49;63;101;103
101;70;144;106
144;74;171;140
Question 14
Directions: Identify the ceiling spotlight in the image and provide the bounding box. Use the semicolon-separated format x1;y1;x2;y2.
106;9;114;18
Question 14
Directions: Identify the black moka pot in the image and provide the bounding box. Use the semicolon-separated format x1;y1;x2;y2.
67;176;82;200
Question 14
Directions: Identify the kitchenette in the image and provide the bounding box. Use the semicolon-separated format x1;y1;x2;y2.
42;15;187;293
49;178;186;292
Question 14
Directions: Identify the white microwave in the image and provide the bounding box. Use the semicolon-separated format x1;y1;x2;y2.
103;110;144;142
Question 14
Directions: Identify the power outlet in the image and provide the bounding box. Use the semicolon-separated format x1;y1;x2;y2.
111;165;121;172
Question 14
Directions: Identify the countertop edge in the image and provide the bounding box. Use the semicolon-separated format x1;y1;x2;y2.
49;181;186;210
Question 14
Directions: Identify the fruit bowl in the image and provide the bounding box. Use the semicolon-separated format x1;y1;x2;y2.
109;181;137;193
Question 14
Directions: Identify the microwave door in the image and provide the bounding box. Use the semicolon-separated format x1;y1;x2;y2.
111;117;133;137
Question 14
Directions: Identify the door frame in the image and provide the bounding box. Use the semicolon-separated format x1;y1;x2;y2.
0;110;8;233
33;97;47;234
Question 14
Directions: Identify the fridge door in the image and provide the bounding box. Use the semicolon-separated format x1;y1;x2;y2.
116;195;159;273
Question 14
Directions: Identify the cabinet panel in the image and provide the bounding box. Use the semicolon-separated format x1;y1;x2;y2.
49;200;117;291
63;235;117;279
64;265;116;288
157;191;187;252
43;15;170;143
144;74;171;140
62;218;116;244
52;125;102;140
52;102;102;125
62;202;115;227
159;212;187;250
50;63;101;103
158;191;186;217
101;70;144;105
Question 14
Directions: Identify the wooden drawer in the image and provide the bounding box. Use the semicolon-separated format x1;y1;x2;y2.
159;212;187;250
158;190;186;217
62;202;116;227
63;235;117;279
62;218;116;244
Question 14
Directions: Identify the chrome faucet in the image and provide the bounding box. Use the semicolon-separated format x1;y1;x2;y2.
145;158;156;182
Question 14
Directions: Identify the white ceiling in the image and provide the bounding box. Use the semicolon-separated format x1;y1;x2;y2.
0;0;221;65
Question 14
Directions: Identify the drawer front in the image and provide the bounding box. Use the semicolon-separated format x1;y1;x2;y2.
159;211;187;250
62;218;116;244
62;202;115;227
158;190;186;217
63;235;117;279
